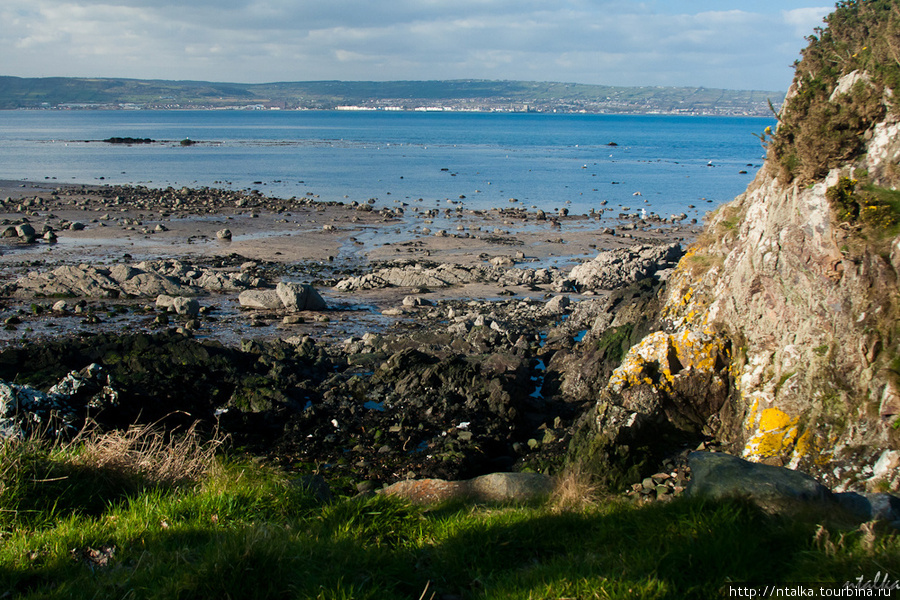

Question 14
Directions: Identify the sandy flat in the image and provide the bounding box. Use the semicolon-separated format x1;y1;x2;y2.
0;179;701;347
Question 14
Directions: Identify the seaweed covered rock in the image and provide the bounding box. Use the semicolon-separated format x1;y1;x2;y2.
0;364;118;438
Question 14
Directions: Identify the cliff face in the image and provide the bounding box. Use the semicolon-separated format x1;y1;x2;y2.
578;1;900;492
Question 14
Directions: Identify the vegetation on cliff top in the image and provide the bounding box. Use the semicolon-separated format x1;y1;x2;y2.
770;0;900;184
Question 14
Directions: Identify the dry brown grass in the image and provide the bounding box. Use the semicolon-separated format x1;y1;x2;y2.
548;465;607;512
67;420;225;489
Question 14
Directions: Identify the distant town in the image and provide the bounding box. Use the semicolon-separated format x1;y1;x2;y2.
0;76;784;116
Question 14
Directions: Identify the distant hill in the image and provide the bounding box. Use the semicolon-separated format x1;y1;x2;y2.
0;76;783;115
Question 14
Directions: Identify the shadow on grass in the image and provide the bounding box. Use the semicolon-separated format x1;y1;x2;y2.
1;495;897;600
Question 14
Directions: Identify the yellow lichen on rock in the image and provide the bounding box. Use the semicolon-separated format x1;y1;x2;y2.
607;328;728;394
672;329;727;372
743;406;801;460
608;331;672;392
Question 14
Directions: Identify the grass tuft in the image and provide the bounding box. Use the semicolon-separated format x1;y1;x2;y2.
69;420;223;489
548;465;605;512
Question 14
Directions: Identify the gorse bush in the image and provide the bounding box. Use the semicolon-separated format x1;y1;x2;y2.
827;175;900;229
770;0;900;184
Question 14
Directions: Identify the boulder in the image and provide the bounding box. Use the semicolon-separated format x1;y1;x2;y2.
238;289;283;310
173;296;200;316
275;282;327;312
834;491;900;524
379;472;555;505
216;228;232;241
686;451;833;512
402;295;432;307
155;294;176;311
569;243;682;291
545;295;571;314
15;223;36;243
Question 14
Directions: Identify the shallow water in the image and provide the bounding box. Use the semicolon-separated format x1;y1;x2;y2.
0;110;772;221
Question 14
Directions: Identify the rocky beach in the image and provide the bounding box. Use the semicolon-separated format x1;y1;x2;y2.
5;3;900;598
4;8;900;510
0;178;699;493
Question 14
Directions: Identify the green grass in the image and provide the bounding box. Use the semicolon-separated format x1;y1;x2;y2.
0;431;897;599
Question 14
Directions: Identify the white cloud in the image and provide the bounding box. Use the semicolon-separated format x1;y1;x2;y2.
0;0;833;89
782;7;831;37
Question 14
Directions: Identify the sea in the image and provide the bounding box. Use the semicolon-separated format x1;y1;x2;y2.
0;110;773;222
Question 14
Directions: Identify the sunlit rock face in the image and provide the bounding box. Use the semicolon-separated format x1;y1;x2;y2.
574;1;900;492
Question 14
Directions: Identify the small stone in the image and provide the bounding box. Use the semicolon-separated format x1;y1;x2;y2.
356;481;376;494
651;473;671;485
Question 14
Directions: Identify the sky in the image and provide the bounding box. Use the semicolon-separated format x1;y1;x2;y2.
0;1;835;91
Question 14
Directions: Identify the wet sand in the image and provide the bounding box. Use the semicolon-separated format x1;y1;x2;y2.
0;179;699;265
0;179;701;346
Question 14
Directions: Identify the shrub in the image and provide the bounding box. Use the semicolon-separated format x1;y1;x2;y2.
769;0;900;184
826;175;900;232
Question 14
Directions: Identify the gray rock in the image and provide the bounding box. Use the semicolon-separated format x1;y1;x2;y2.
156;294;176;311
275;281;327;312
216;228;232;241
9;260;253;299
834;492;900;523
15;223;36;243
569;243;683;291
686;451;833;511
238;289;283;310
0;365;118;439
172;296;200;316
402;295;433;307
468;472;555;502
545;295;571;314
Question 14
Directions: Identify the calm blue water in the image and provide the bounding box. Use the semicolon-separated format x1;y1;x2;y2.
0;110;771;220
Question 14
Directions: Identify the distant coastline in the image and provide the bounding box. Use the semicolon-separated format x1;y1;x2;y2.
0;76;784;116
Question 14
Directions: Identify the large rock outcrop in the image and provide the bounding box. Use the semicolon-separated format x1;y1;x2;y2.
8;260;256;298
573;1;900;492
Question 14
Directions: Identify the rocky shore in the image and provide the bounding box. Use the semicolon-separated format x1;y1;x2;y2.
2;170;896;523
0;179;697;494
